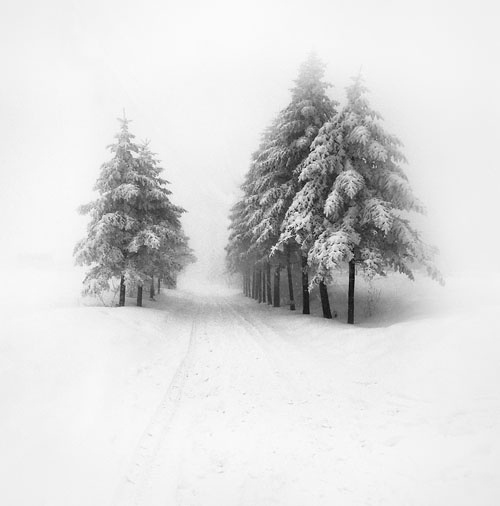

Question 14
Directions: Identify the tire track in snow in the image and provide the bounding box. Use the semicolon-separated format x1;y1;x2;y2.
111;303;204;506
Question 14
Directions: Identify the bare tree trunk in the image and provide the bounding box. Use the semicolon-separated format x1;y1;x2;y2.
273;265;281;308
119;275;126;307
257;268;263;303
157;277;161;294
301;254;310;315
136;285;143;307
266;262;272;305
245;269;250;296
252;266;257;299
319;281;332;319
149;276;155;300
262;267;267;303
348;260;355;324
286;247;295;310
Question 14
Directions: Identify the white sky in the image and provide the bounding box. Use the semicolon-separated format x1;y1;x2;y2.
1;0;498;276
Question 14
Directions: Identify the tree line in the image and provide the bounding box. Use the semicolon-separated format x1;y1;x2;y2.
74;115;195;306
226;53;442;324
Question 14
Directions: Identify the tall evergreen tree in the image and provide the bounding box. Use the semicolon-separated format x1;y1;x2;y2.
75;116;193;305
226;174;261;297
250;53;336;312
283;75;442;323
74;116;141;305
127;141;193;304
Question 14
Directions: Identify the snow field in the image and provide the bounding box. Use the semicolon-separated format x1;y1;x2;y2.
224;288;500;506
0;268;194;506
1;267;499;505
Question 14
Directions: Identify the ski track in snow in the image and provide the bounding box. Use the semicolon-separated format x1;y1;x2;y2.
111;303;204;506
114;293;346;506
108;287;500;506
2;271;500;506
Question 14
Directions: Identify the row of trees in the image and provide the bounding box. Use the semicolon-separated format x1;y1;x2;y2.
75;115;194;306
226;54;442;324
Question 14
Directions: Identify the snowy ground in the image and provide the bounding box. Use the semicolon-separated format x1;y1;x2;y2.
1;267;499;505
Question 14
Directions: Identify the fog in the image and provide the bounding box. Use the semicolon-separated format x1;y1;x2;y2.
1;0;498;278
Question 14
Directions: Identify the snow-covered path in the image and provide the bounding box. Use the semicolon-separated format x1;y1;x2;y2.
111;286;500;506
1;271;500;506
113;292;343;506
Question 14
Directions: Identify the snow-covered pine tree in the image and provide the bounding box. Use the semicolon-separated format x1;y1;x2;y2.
245;123;283;306
75;117;193;306
226;156;265;302
127;141;194;305
226;200;252;296
293;75;442;323
277;117;342;318
253;53;336;314
165;230;196;288
74;115;142;305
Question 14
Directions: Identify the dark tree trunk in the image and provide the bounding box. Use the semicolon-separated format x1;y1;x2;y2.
157;277;161;294
273;265;281;307
119;275;126;307
348;260;355;324
286;247;295;310
319;281;332;319
136;285;143;307
301;254;310;315
266;262;272;305
149;276;155;300
252;267;257;299
257;269;263;303
252;267;255;299
262;267;266;303
245;270;250;297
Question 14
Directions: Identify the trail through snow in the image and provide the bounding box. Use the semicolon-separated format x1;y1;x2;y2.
112;286;500;506
117;295;336;505
1;269;500;505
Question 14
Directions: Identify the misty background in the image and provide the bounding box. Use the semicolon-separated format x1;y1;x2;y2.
1;0;498;281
